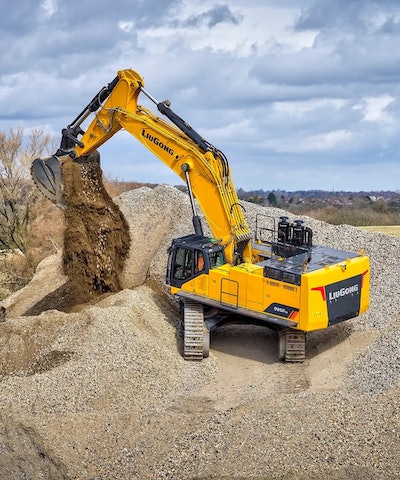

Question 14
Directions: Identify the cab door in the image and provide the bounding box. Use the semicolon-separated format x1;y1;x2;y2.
167;246;207;288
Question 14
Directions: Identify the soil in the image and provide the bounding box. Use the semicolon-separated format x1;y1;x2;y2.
61;152;130;304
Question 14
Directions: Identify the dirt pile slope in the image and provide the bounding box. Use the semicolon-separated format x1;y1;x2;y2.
114;185;194;288
0;414;68;480
0;184;399;479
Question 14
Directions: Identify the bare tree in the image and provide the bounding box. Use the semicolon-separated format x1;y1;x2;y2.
0;128;52;253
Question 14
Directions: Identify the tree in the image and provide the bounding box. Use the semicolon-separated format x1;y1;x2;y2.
248;195;262;205
267;192;277;206
371;199;389;214
0;128;52;253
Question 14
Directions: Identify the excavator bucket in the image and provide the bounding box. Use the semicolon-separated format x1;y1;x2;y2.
31;156;64;207
31;153;100;207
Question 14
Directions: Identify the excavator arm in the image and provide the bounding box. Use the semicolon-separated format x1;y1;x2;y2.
31;69;252;264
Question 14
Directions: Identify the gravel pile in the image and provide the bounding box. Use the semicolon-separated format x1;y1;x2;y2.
0;184;398;479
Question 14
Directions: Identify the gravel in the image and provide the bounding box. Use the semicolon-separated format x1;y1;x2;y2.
0;184;399;479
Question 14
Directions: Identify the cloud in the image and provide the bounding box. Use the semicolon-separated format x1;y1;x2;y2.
39;0;58;19
177;4;242;28
1;0;400;191
118;20;134;34
358;95;395;124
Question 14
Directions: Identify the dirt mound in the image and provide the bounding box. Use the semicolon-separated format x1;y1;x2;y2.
0;183;191;317
0;180;399;479
115;184;195;287
61;152;130;303
0;252;69;317
0;414;68;479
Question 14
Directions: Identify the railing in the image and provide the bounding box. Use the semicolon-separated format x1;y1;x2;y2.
254;214;277;245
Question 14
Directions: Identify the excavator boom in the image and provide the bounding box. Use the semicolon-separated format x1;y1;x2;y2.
31;69;252;264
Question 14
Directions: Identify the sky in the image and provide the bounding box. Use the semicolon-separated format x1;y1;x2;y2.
1;0;400;192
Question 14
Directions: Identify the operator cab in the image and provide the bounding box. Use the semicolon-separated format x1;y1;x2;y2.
167;234;225;288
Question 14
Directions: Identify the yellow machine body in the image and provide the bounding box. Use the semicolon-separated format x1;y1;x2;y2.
172;247;369;333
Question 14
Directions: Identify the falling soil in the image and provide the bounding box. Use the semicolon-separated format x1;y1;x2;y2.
61;152;130;304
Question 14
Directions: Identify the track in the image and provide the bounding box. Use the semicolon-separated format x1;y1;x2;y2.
279;329;306;363
183;300;209;360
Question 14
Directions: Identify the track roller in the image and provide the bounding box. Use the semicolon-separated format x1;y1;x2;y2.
278;328;306;363
183;300;209;361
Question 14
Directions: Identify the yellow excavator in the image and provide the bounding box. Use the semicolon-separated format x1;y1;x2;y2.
31;69;370;362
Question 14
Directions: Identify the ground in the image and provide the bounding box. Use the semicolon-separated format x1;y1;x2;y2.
0;178;399;479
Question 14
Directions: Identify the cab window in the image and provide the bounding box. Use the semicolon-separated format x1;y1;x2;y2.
209;250;224;268
173;247;193;280
194;250;205;273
